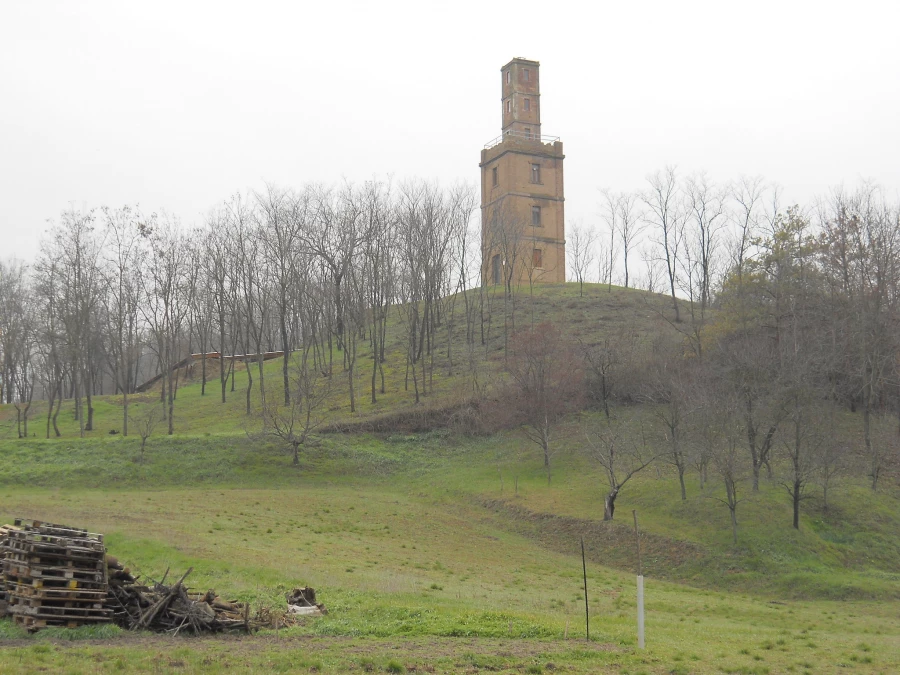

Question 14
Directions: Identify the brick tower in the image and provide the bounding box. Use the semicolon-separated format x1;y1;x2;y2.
480;58;565;286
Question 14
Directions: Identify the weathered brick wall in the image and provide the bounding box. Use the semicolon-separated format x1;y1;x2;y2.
480;138;566;285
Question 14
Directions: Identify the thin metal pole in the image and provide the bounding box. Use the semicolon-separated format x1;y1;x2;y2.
581;537;589;641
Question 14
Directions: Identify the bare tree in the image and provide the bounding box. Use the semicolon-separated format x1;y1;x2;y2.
132;404;164;465
581;325;637;421
10;317;36;439
646;347;695;501
38;208;106;436
683;172;727;310
141;217;190;435
566;220;597;297
780;389;823;530
395;182;433;404
698;389;748;544
711;429;746;545
481;199;530;358
201;211;234;404
506;322;584;482
729;175;766;279
643;167;685;321
819;185;900;491
0;260;20;403
816;431;846;513
226;194;271;413
443;182;477;377
586;417;656;520
0;260;34;436
258;184;307;406
253;348;332;466
101;205;147;436
31;255;66;438
184;228;215;398
360;179;397;404
602;189;644;289
596;232;614;293
777;233;828;530
639;247;662;294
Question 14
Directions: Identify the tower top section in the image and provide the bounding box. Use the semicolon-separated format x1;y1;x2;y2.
500;58;541;139
483;57;560;150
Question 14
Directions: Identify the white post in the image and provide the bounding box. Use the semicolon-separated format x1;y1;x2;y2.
636;574;645;649
633;510;645;650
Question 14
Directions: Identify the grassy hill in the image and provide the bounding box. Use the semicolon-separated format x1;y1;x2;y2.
0;283;680;438
0;283;898;674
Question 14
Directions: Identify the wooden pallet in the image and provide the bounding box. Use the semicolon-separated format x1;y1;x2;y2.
13;519;103;542
8;531;105;552
5;549;105;569
4;563;105;583
7;536;106;555
8;594;106;610
3;573;108;591
8;585;108;602
6;550;106;570
13;615;100;629
9;602;111;619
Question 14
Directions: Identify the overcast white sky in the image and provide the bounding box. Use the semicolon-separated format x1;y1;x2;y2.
2;1;898;262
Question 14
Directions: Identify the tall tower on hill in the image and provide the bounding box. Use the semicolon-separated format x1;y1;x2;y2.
480;57;565;286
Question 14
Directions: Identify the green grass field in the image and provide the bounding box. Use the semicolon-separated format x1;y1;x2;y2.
0;284;898;673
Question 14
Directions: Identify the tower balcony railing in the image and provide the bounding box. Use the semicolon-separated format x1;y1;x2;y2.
484;130;561;149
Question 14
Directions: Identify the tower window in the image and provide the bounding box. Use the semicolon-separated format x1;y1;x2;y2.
524;98;530;111
524;68;530;82
506;70;511;84
492;167;498;187
531;163;541;183
532;206;542;226
506;100;511;113
532;248;543;268
492;254;502;285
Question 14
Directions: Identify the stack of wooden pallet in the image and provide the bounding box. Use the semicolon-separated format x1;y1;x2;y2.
0;523;21;615
2;519;111;630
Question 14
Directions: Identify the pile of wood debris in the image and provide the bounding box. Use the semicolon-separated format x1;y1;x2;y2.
1;519;326;633
106;563;254;634
286;586;327;617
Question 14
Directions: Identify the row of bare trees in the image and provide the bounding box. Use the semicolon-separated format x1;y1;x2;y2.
571;170;776;320
0;180;482;439
1;171;897;522
503;183;900;539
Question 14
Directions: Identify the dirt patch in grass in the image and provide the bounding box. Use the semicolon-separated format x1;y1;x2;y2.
479;497;710;582
0;633;619;661
322;401;472;434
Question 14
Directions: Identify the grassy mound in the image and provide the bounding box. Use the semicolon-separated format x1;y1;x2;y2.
0;283;897;672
